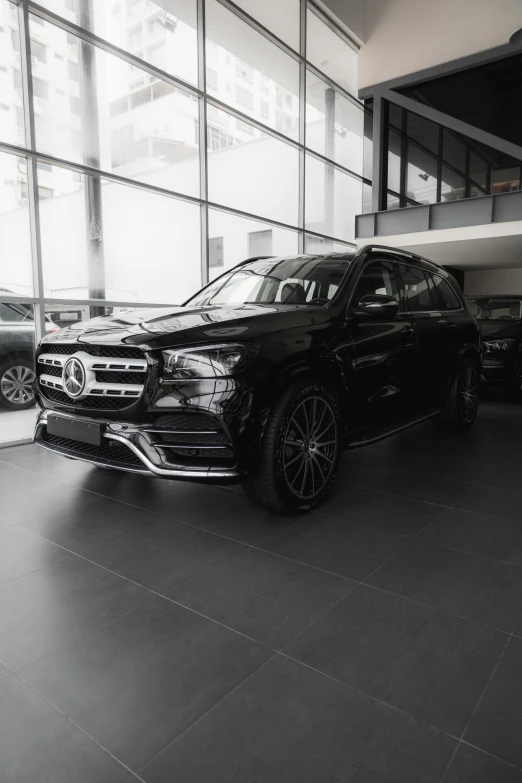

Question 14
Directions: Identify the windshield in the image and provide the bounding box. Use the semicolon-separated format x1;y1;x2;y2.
467;298;522;321
185;255;353;308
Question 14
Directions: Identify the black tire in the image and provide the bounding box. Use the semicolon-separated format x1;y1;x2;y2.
0;357;36;411
433;357;479;431
242;378;341;514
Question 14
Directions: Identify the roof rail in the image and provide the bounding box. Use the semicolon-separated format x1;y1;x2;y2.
357;244;443;269
232;255;274;269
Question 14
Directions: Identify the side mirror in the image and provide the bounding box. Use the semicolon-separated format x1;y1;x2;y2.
354;294;399;319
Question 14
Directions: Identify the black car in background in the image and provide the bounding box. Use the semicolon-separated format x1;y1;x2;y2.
466;295;522;398
34;246;481;513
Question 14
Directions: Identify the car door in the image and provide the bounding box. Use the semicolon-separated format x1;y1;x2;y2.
398;263;459;409
346;258;418;435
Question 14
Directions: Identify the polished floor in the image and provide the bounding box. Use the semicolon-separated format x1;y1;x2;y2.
2;398;522;782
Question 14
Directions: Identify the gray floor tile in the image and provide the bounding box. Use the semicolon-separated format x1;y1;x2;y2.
84;517;246;594
0;555;151;670
139;655;456;783
0;442;95;479
370;470;474;506
442;743;522;783
455;484;522;523
420;507;522;566
322;487;446;536
0;525;71;585
20;598;271;771
80;471;292;544
465;637;522;768
285;585;506;735
0;461;53;495
0;674;129;783
261;513;407;580
21;496;160;554
169;547;352;648
366;539;522;632
331;461;392;492
0;480;100;525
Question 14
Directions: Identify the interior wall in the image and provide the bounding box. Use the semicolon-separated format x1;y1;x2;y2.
354;0;522;90
317;0;366;44
464;268;522;296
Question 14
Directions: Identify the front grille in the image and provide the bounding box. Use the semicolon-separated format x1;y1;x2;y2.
41;387;137;411
42;343;144;359
483;358;505;367
41;431;144;468
37;342;148;411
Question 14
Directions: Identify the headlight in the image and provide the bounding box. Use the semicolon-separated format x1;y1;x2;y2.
162;343;257;380
485;339;513;352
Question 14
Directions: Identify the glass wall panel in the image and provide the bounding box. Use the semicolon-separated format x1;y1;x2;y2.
305;154;361;242
38;163;201;303
30;17;200;196
306;70;363;174
491;167;521;194
304;234;354;254
232;0;300;51
207;106;299;225
443;129;465;174
208;208;298;280
0;151;33;296
441;166;465;202
37;0;198;86
470;151;487;189
0;0;25;146
306;8;357;97
206;0;299;140
0;301;37;441
406;143;437;205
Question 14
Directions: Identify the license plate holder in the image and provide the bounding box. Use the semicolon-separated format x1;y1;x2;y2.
47;414;102;446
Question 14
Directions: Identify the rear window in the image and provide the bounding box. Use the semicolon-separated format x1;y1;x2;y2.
468;298;522;320
430;275;461;310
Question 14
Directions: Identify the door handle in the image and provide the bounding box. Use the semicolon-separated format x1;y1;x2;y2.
445;323;458;333
401;325;415;337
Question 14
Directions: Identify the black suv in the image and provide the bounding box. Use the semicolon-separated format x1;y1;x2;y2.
466;296;522;398
34;246;480;513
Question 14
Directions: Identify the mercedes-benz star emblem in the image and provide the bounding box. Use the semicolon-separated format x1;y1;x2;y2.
63;357;86;399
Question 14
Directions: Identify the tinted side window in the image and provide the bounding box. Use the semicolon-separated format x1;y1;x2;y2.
399;265;434;312
351;261;401;307
430;275;461;310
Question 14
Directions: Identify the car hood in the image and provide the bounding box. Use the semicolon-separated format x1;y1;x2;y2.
40;303;331;350
478;320;522;340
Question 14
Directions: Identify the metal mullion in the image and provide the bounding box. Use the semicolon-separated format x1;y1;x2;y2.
0;295;38;304
215;0;301;61
18;0;46;343
465;145;471;199
306;149;365;182
299;228;355;247
307;0;360;52
207;201;301;233
27;1;201;99
42;298;175;308
197;0;209;287
298;0;306;253
206;96;301;151
436;125;443;202
22;148;205;208
399;108;407;208
305;62;362;108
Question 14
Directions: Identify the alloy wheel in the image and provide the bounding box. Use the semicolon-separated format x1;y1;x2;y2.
283;396;338;500
0;365;35;406
459;364;479;423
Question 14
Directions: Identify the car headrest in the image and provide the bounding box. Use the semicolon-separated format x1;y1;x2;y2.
280;282;307;304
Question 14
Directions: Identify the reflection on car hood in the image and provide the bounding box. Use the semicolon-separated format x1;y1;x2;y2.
478;321;522;340
40;303;330;350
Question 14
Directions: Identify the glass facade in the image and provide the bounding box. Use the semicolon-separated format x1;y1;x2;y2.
383;100;522;210
0;0;366;442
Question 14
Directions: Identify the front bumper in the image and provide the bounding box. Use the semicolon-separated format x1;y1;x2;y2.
34;409;241;483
